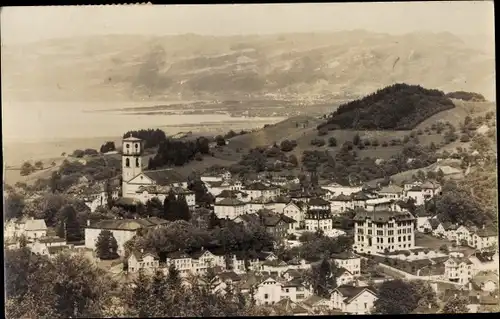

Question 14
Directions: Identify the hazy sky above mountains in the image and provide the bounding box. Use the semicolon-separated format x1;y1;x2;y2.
1;2;494;44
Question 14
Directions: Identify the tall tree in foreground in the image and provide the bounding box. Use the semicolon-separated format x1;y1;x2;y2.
373;279;420;314
177;194;192;221
95;230;119;260
442;295;469;313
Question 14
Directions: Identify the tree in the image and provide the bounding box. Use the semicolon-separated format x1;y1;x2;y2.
128;270;153;317
215;135;226;146
146;198;164;217
353;133;361;146
166;263;182;291
72;149;85;158
95;230;119;260
100;141;116;154
373;279;420;314
163;191;178;221
442;295;468;313
176;194;192;221
59;205;82;242
328;137;337;147
20;161;35;176
308;257;336;297
5;192;25;220
34;161;44;170
280;140;295;152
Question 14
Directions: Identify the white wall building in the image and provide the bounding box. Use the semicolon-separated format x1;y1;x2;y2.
85;217;168;256
214;198;247;219
330;285;378;315
353;210;416;254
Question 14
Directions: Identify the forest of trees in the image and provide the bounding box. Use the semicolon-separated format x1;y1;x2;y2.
99;141;116;153
147;137;211;168
122;129;167;149
318;83;455;130
445;91;486;102
300;141;437;185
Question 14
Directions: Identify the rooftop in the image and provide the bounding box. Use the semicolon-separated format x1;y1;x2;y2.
353;210;415;223
215;197;246;206
87;217;168;231
143;169;186;186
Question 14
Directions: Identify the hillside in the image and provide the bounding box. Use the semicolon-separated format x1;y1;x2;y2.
2;31;495;103
318;83;455;130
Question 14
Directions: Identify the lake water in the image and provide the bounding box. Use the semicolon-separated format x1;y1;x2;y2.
2;101;284;165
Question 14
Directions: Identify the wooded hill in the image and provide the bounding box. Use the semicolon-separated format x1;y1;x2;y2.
318;83;455;130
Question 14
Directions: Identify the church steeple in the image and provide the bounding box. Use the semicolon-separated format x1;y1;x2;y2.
122;136;144;195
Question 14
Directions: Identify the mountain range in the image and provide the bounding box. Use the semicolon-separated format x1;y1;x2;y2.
1;30;495;104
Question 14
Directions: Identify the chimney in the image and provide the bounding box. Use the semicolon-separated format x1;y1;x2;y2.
87;220;90;227
141;248;144;253
201;246;204;251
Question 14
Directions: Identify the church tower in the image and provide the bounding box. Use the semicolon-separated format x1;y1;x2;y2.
122;135;143;193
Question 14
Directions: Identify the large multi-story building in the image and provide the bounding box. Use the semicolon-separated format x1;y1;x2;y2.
305;198;333;232
352;210;416;254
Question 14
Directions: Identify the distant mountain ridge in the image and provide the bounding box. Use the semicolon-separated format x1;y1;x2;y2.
1;31;496;104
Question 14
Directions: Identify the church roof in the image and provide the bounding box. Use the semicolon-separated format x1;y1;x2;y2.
123;135;142;142
143;169;186;186
87;217;168;230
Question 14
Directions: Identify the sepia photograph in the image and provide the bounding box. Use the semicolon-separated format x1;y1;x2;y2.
1;2;498;317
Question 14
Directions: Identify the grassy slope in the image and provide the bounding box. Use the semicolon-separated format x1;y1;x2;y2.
6;100;495;185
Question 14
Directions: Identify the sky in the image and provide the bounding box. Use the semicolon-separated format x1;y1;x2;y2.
0;2;495;44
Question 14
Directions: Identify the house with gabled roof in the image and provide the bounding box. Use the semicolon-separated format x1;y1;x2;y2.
271;297;309;316
283;201;306;230
243;182;280;201
335;268;355;286
257;209;296;238
330;285;378;315
165;251;194;276
301;295;331;314
377;184;404;200
444;256;474;284
331;251;361;276
24;217;48;240
321;182;362;196
330;194;354;214
128;249;160;273
471;227;498;250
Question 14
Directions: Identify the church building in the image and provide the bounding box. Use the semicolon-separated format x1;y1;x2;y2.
120;135;195;208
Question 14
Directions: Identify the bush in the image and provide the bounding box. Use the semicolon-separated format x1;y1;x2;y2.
194;153;203;161
328;137;337;147
381;141;389;147
417;129;424;135
372;139;380;147
310;138;326;147
72;149;85;158
280;140;296;152
460;134;471;143
364;139;371;146
215;135;226;146
20;162;35;176
317;127;328;136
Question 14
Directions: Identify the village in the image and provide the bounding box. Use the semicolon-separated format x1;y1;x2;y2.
4;134;499;315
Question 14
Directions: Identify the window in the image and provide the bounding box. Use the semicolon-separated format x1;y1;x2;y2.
136;158;140;167
135;143;139;149
365;303;368;309
264;294;269;299
126;143;130;148
285;288;289;293
125;158;130;167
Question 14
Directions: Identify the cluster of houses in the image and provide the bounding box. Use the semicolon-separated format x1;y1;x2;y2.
417;216;498;251
126;245;378;315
